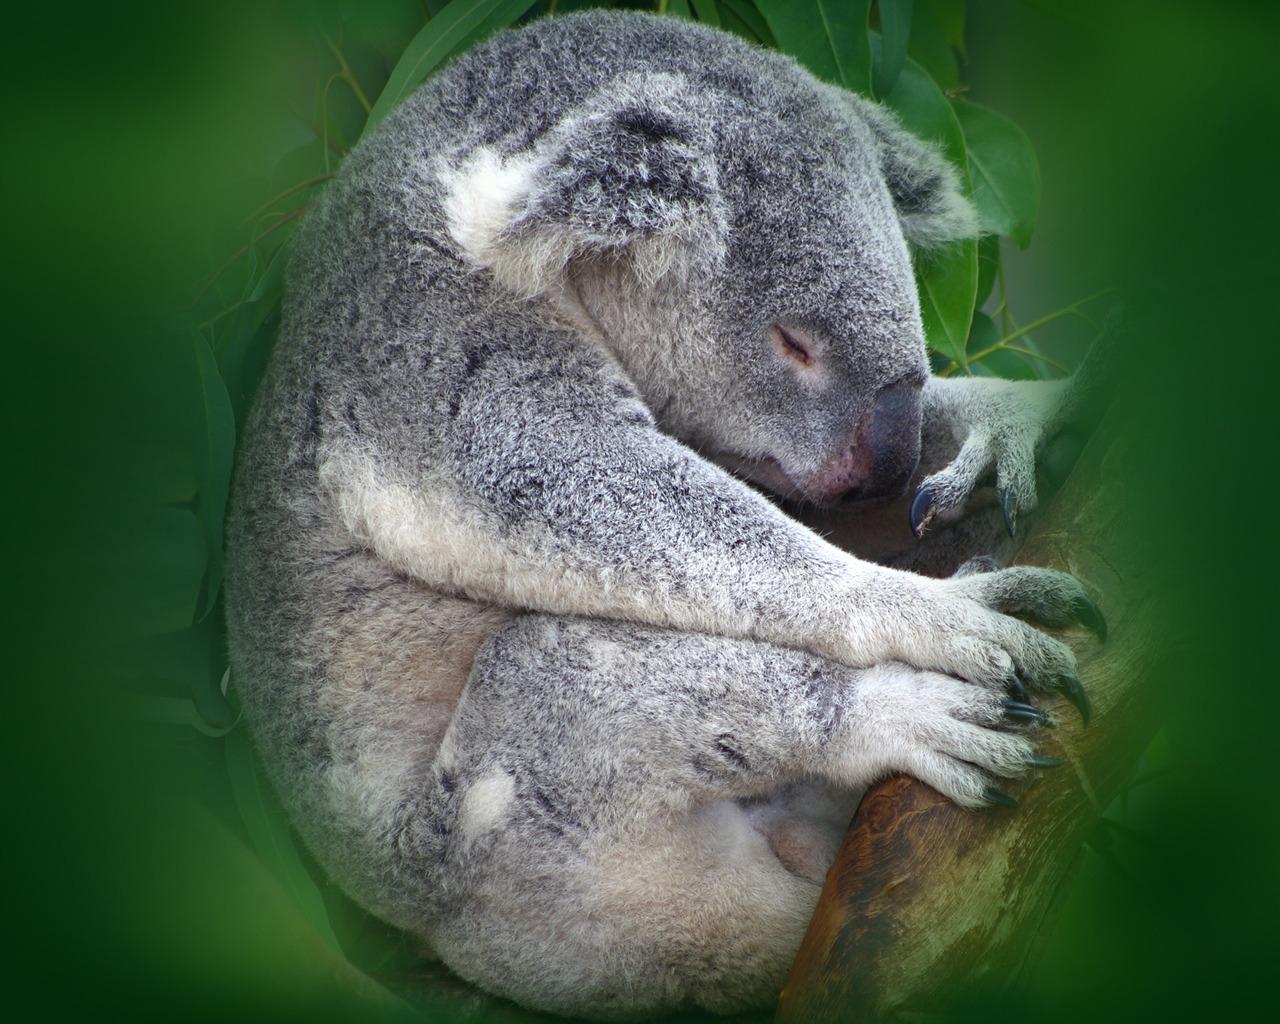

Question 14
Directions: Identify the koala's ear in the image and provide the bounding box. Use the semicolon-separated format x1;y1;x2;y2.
861;103;978;251
441;73;726;295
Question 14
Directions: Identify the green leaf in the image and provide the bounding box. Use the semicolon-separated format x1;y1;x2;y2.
690;0;721;27
928;0;965;57
917;240;977;367
122;506;208;636
882;53;967;165
664;0;694;18
225;726;343;951
881;56;976;363
190;329;236;619
975;232;1000;309
953;98;1041;248
754;0;873;95
874;0;913;99
129;696;237;737
967;311;1038;380
720;0;777;45
907;0;959;90
364;0;540;137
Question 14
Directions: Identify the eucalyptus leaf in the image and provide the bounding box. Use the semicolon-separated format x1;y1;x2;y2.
966;310;1035;380
975;232;1000;309
690;0;720;27
882;56;976;361
124;506;207;636
882;53;967;164
664;0;694;18
364;0;540;136
190;330;236;618
720;0;777;45
754;0;873;95
874;0;913;99
717;2;759;41
129;696;237;737
907;0;959;90
953;98;1041;248
917;240;977;367
225;726;343;950
928;0;965;57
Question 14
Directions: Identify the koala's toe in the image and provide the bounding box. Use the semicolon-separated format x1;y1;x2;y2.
959;566;1100;633
912;431;996;536
1005;620;1079;691
994;440;1040;518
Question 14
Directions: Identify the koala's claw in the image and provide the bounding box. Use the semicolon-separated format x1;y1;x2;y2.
909;486;936;538
1070;593;1108;642
983;787;1020;808
1002;700;1052;727
1055;673;1091;725
1001;487;1017;537
1005;672;1031;703
1025;754;1064;768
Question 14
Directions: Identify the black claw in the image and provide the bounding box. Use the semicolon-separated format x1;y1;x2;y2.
1056;674;1092;725
1070;594;1108;643
1025;755;1064;769
984;787;1020;808
1005;673;1031;703
1002;700;1051;726
909;487;935;538
1001;487;1017;537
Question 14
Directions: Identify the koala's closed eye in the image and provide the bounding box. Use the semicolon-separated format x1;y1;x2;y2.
771;323;817;368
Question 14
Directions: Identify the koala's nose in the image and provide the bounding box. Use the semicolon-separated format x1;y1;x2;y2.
837;382;923;504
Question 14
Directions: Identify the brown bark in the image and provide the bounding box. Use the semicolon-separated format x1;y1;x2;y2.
776;401;1177;1022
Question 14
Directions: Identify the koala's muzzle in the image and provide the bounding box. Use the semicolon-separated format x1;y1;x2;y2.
808;383;922;506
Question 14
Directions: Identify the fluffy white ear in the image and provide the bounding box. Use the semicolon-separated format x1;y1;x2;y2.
441;72;727;296
860;103;978;251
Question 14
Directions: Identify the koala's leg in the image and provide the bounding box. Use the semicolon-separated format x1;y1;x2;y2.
424;614;1048;1019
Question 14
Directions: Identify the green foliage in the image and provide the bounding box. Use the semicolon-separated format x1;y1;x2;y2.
365;0;543;135
154;0;1126;1014
953;98;1041;248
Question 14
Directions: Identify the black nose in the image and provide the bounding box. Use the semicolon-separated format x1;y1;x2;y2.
840;382;922;504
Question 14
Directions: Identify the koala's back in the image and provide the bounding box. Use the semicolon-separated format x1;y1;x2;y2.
225;10;840;934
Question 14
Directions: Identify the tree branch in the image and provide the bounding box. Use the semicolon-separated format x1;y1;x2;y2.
777;396;1179;1022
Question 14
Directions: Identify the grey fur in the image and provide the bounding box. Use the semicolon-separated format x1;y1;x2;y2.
226;12;1091;1019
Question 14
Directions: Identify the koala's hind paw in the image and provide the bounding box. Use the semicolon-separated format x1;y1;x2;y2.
845;666;1063;810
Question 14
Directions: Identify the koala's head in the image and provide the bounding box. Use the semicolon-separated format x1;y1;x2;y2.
442;56;975;507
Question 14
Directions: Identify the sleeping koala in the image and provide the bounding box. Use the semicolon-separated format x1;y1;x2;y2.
225;10;1103;1019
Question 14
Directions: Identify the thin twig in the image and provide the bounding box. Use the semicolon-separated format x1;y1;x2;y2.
240;173;334;229
325;34;373;114
935;289;1113;377
282;97;345;157
968;288;1114;360
1000;345;1070;375
194;206;309;305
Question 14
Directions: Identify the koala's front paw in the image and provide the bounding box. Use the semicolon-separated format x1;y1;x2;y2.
842;664;1062;809
913;378;1069;539
843;562;1102;723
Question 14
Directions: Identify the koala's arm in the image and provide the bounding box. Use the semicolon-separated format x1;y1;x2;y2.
318;310;1085;693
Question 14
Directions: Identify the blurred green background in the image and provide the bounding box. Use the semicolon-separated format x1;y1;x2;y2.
3;1;1277;1020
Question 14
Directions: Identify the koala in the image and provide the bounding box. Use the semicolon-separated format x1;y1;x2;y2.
225;11;1104;1020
